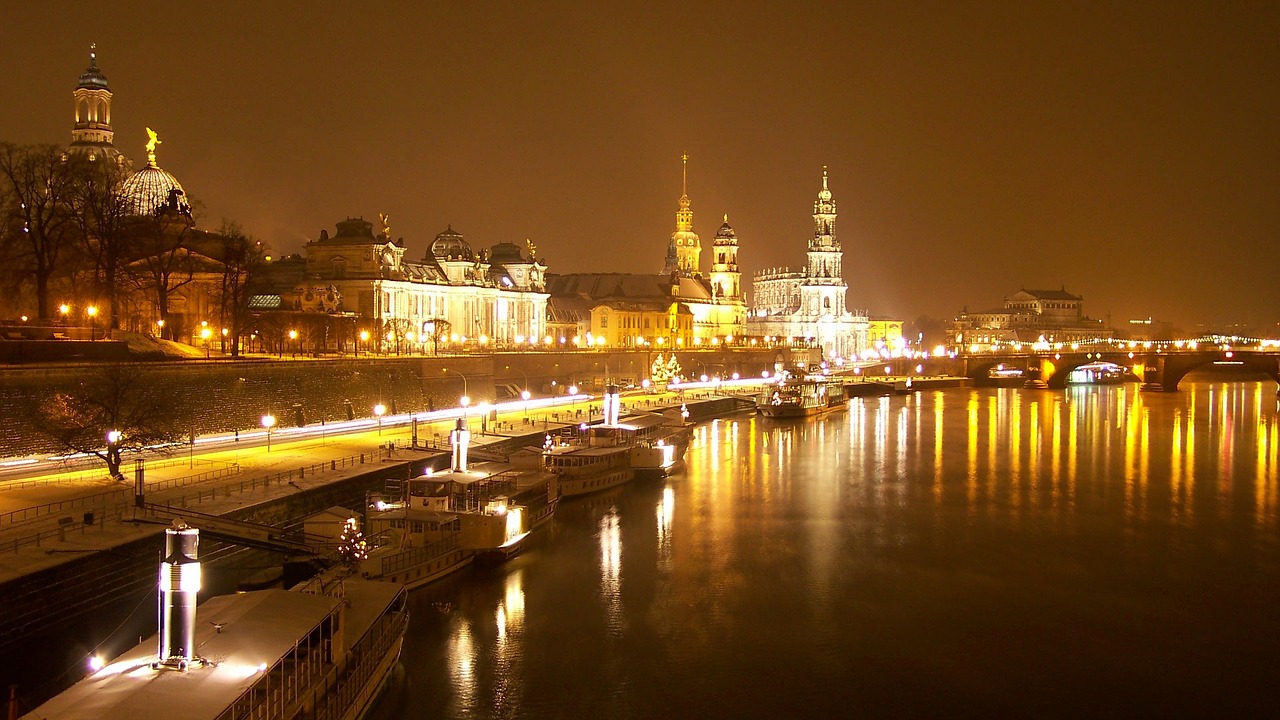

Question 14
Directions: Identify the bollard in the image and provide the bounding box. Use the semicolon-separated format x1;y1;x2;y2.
331;460;336;470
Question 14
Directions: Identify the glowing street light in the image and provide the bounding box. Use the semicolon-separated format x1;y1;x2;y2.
373;403;386;434
261;414;276;451
443;368;469;408
105;429;123;481
86;305;98;340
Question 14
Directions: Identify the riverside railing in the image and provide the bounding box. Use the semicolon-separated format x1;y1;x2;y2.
2;444;412;554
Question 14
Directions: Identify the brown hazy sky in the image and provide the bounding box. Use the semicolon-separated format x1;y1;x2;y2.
3;1;1277;331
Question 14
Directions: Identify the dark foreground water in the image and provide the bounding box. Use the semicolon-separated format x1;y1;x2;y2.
372;380;1280;718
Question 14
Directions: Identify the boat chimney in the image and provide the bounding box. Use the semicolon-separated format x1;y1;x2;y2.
450;417;470;472
603;384;621;426
156;522;201;669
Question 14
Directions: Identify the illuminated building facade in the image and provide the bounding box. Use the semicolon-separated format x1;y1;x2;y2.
302;218;549;349
746;168;870;360
948;288;1113;347
548;157;745;347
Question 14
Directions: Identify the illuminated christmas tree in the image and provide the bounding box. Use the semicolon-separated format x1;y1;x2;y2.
337;516;369;568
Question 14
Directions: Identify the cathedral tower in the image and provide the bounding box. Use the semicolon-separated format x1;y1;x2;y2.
802;166;847;318
67;46;123;165
668;154;701;277
806;166;842;284
710;214;741;300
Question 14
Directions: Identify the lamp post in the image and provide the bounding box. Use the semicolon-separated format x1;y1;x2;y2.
373;403;386;435
106;429;122;481
200;326;212;358
444;367;470;430
59;303;70;327
358;329;369;357
86;305;98;341
261;414;276;451
288;329;298;358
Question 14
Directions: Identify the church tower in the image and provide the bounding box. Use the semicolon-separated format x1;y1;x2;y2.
803;167;847;317
66;46;123;165
669;154;701;277
710;214;741;300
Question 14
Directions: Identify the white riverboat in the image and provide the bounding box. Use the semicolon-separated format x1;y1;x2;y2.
26;526;407;720
363;419;558;586
757;375;849;419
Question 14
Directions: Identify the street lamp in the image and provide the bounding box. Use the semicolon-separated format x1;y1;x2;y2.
261;414;276;451
358;329;369;357
373;403;386;435
443;368;469;407
106;429;122;481
200;326;212;358
86;305;98;340
59;304;70;325
288;329;298;357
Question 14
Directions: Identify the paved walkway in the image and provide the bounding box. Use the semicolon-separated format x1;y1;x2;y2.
0;389;722;584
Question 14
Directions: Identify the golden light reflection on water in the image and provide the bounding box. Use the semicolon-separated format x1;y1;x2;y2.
833;381;1277;530
599;509;622;633
967;393;979;513
657;485;675;564
448;621;476;707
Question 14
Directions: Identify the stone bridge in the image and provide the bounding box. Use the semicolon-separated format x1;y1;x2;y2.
941;349;1280;392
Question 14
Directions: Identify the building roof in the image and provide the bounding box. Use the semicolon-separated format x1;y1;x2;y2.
547;273;713;303
430;225;474;262
1013;288;1083;301
122;163;187;217
77;50;110;90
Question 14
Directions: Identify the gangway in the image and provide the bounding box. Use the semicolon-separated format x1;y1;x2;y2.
130;503;335;556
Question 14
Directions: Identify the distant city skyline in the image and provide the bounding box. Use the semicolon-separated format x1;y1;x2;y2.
2;2;1276;330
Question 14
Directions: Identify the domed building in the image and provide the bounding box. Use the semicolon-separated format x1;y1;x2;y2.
301;216;549;350
120;130;191;217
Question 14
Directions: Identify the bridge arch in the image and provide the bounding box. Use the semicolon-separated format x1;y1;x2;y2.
1144;354;1280;392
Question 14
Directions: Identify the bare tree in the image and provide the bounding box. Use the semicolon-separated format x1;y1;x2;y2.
31;365;189;480
0;144;81;319
68;157;134;330
125;198;199;340
215;222;267;357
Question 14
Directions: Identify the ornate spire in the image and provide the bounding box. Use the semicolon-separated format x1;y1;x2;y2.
818;165;832;202
77;44;110;90
679;153;691;210
675;153;693;229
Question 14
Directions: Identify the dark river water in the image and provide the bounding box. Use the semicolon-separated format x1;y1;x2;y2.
372;379;1280;718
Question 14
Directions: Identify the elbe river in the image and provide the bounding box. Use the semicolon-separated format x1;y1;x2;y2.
372;378;1279;718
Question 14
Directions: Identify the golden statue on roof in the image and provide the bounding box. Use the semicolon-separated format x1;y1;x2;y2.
379;212;391;239
526;238;537;260
144;127;161;164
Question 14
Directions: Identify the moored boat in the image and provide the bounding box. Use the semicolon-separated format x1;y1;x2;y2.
25;524;407;720
363;419;557;586
624;412;693;478
757;374;848;418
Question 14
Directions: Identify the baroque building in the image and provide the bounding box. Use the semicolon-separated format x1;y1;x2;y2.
948;288;1112;348
548;156;746;347
746;168;869;360
296;217;549;351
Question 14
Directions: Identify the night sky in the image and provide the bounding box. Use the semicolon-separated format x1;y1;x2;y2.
3;2;1277;331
